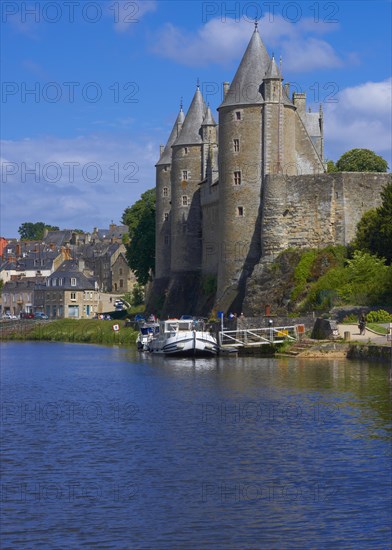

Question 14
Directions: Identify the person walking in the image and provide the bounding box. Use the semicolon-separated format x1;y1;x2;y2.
358;313;366;335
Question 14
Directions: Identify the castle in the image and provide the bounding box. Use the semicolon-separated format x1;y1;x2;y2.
151;25;388;315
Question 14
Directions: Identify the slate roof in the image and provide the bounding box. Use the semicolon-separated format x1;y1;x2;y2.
201;105;217;126
156;106;185;166
46;260;97;290
264;56;282;80
219;28;271;108
173;87;207;146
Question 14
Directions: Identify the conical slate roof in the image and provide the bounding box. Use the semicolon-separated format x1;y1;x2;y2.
155;106;185;166
264;56;282;79
219;28;271;108
173;87;207;146
202;105;217;126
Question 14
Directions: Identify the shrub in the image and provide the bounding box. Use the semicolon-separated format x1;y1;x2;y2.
366;309;392;323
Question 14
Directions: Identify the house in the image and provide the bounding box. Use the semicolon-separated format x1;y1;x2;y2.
2;279;46;316
111;252;136;293
44;260;100;319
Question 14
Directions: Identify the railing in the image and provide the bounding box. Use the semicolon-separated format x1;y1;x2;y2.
218;325;299;348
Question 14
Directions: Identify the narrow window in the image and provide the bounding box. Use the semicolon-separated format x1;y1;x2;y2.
70;292;76;301
237;206;244;217
234;171;242;185
163;187;168;197
182;196;189;206
164;212;169;221
119;268;123;276
233;139;240;152
120;279;124;288
164;166;168;172
182;170;188;181
235;111;241;120
184;147;188;155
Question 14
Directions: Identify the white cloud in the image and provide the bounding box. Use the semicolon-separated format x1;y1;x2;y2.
151;16;344;72
324;78;392;166
109;0;157;33
0;134;159;236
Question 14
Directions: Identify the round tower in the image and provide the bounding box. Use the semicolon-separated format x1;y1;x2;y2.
170;85;206;273
262;55;296;177
155;104;184;279
216;25;270;311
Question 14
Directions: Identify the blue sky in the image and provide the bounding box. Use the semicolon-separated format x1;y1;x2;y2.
1;0;391;237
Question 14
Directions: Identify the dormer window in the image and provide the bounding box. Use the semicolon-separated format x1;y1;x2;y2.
71;277;77;287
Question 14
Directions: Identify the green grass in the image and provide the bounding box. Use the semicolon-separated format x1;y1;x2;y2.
4;319;139;345
367;323;389;335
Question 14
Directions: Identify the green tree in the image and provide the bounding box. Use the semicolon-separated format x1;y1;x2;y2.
122;189;156;285
326;160;338;173
354;182;392;263
18;222;60;240
336;149;388;172
131;283;145;306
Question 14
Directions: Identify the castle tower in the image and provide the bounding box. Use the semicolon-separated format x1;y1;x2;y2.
155;104;184;279
216;24;270;311
170;85;207;273
262;55;297;177
201;104;218;176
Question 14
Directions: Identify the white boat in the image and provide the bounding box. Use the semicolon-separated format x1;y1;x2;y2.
136;323;160;351
148;318;219;356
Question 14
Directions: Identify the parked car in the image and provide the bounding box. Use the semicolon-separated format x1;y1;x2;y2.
2;312;12;320
34;312;49;320
20;312;35;319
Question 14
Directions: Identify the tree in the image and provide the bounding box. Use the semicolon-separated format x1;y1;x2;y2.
18;222;60;240
122;189;156;285
354;182;392;263
336;149;388;173
326;159;338;173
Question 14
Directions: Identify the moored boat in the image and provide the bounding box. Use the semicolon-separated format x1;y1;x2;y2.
136;322;160;351
148;318;219;356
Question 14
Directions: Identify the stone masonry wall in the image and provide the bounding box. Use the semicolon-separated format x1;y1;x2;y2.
262;172;389;258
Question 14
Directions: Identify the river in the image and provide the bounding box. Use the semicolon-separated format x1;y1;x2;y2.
1;342;391;549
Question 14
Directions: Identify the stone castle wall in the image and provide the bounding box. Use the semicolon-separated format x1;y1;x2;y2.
261;172;389;259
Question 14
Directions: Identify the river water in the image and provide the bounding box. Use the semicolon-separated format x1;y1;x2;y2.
1;342;391;549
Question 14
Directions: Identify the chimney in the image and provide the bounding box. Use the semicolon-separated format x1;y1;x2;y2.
16;243;21;257
284;83;290;97
160;145;164;155
292;92;306;118
223;82;230;98
78;259;85;273
50;242;55;251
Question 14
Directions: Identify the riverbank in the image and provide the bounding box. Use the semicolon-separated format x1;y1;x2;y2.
0;319;138;346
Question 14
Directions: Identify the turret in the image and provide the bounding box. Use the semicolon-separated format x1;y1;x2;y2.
201;104;218;178
216;23;270;311
155;103;184;279
170;85;207;273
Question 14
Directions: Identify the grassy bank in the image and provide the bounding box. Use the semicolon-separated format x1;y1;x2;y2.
2;319;139;346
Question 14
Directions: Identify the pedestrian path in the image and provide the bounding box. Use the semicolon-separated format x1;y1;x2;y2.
337;324;390;346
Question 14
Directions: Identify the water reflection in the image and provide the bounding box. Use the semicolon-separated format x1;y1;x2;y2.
1;343;391;549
